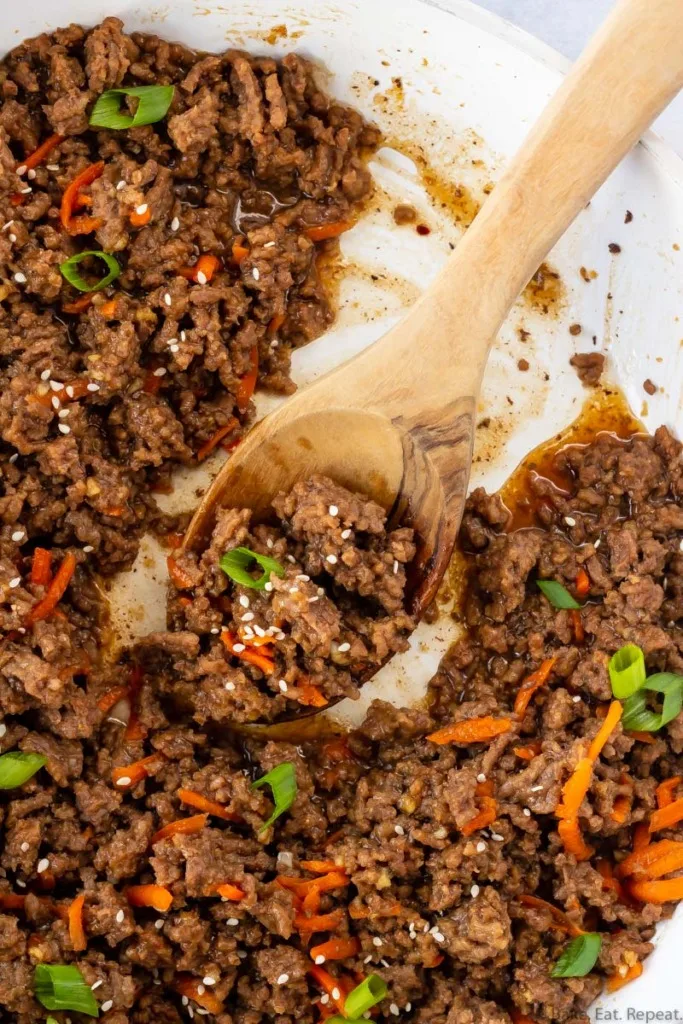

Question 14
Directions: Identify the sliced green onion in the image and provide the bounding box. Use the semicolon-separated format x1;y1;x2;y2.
622;673;683;732
35;964;99;1016
47;1018;60;1024
89;85;175;129
0;751;46;790
609;644;646;699
60;251;120;293
326;1018;365;1024
220;546;286;591
551;933;602;978
344;975;388;1018
251;762;297;832
536;580;581;610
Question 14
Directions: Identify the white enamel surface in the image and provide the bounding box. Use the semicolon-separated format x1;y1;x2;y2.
3;0;682;1010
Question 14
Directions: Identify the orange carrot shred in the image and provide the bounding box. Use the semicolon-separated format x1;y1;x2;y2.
127;884;173;911
231;242;249;264
26;552;76;625
461;780;498;837
67;893;87;951
649;797;683;833
277;872;349;899
513;742;542;761
570;608;585;644
174;976;224;1015
130;206;151;227
606;962;643;992
297;683;329;708
268;312;286;336
111;754;164;789
300;860;341;874
178;788;237;821
295;908;344;936
514;658;557;718
98;298;118;319
633;822;651;854
427;715;513;745
628;877;683;904
615;839;681;880
222;630;274;675
304;221;354;242
60;161;105;236
628;730;656;744
310;937;360;962
97;686;130;713
308;965;350;1013
236;345;258;413
167;556;194;590
558;817;594;862
179;253;221;283
151;814;208;846
518;894;585;937
30;548;52;588
215;883;246;901
575;568;591;598
196;418;238;461
62;294;95;314
19;133;64;172
587;700;623;760
656;777;682;810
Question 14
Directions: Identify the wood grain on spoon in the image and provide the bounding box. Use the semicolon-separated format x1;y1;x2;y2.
185;0;683;623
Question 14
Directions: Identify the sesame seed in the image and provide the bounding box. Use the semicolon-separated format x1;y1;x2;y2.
264;241;276;248
329;505;339;516
332;988;341;1001
363;956;372;965
433;931;445;943
490;832;505;842
266;538;274;549
239;595;250;608
164;293;172;306
155;919;164;929
46;165;60;171
9;454;17;463
20;187;32;195
241;612;255;622
37;858;49;873
49;380;63;391
16;165;27;176
20;842;29;852
153;367;166;377
83;545;94;553
136;204;148;216
116;909;124;923
51;397;61;410
58;409;70;419
594;538;601;548
264;582;273;594
315;955;326;965
572;695;582;703
232;642;245;653
116;180;126;190
210;627;220;634
341;528;351;539
289;587;299;594
338;642;351;652
530;785;544;792
8;234;16;243
11;531;24;542
196;271;208;285
326;554;338;564
0;723;9;737
523;808;532;817
476;773;487;783
116;776;131;787
252;268;260;281
279;680;288;693
171;217;180;231
40;368;51;380
317;587;325;596
13;272;26;284
564;516;576;527
225;682;235;692
321;994;330;1005
87;382;100;392
27;169;37;180
433;827;447;839
390;1004;400;1016
1;220;14;231
286;554;296;563
295;574;310;582
373;937;383;947
180;330;187;342
393;559;399;574
203;976;216;986
91;979;103;990
227;917;239;926
197;985;205;995
169;344;179;353
253;625;266;638
476;841;487;853
394;824;405;836
58;424;71;434
65;387;73;401
101;1000;113;1012
16;880;25;888
8;577;20;589
406;1005;412;1013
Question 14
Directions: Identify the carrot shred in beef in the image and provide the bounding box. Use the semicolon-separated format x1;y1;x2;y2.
127;884;173;911
570;608;585;644
196;418;238;461
588;700;623;760
231;241;250;264
628;730;656;744
98;298;118;318
26;552;76;625
513;742;542;761
30;548;52;588
615;838;680;880
308;965;351;1014
97;686;130;713
67;893;87;952
304;221;354;242
222;630;275;675
0;893;27;911
167;556;194;590
655;777;682;809
302;886;322;916
517;894;584;936
610;774;632;824
606;962;643;992
461;779;497;837
513;658;557;718
174;975;224;1015
649;797;683;833
295;908;344;936
236;345;259;413
596;859;627;900
179;254;221;283
427;715;513;745
151;814;208;846
297;683;329;708
60;161;105;235
510;1012;538;1024
628;877;683;904
575;568;591;598
309;937;360;961
177;788;237;821
300;860;341;874
19;133;64;172
123;665;146;743
62;293;95;314
130;206;151;227
268;312;286;336
215;883;246;901
111;753;164;789
277;872;349;900
633;821;651;853
558;816;594;862
143;368;163;395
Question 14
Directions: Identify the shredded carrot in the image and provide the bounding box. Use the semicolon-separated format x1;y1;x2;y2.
611;793;632;825
322;737;352;763
628;877;683;904
295;908;344;935
303;886;322;916
143;368;163;395
97;686;130;713
98;298;118;319
60;161;104;235
196;418;238;461
277;872;349;900
308;965;350;1014
300;861;342;874
310;937;360;962
215;883;246;901
427;715;513;745
19;133;64;172
656;777;682;809
297;683;329;708
514;658;557;718
615;839;680;880
570;608;585;644
596;859;626;900
588;700;623;760
166;532;184;550
0;893;27;911
236;345;258;413
130;206;152;227
127;884;173;911
222;630;275;675
30;548;52;588
151;814;208;846
67;893;87;952
629;844;683;881
557;757;594;821
268;312;286;336
177;788;236;821
575;568;590;598
348;899;403;920
179;254;221;283
628;730;656;744
510;1012;538;1024
174;976;224;1015
606;962;643;992
518;894;584;937
304;221;354;242
558;817;594;861
62;294;95;314
649;797;683;833
513;742;542;761
167;556;194;590
632;822;652;854
26;552;76;625
462;779;498;837
231;241;249;264
111;754;164;789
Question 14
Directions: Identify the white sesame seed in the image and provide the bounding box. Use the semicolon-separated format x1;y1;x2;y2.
87;383;100;392
20;842;29;852
332;988;341;1001
317;587;325;596
203;976;216;986
266;538;274;549
116;180;126;191
16;165;27;177
470;884;480;897
433;931;445;943
169;344;180;354
197;985;205;995
594;538;601;548
210;627;220;635
227;917;239;926
101;1000;113;1013
196;271;208;285
253;625;266;638
390;1004;400;1016
241;611;255;622
394;824;405;836
476;841;487;853
490;832;505;842
239;595;250;608
321;994;330;1005
46;165;60;171
11;531;24;542
530;785;544;792
295;574;310;582
8;577;20;589
116;909;125;923
393;559;399;574
338;642;351;652
476;773;487;783
252;268;260;281
153;367;166;377
171;217;180;232
164;292;172;306
16;880;25;888
20;187;32;195
40;368;51;381
91;979;103;990
155;919;164;929
232;642;245;653
373;936;383;947
116;776;131;787
49;380;63;392
180;330;187;342
136;204;148;216
13;272;26;284
287;555;296;563
27;169;37;180
326;554;338;564
225;682;235;692
523;808;532;817
433;827;447;839
341;528;351;539
572;694;582;703
315;954;326;965
51;397;61;411
58;424;71;434
0;724;8;738
37;858;49;873
83;545;94;553
279;680;288;693
564;516;576;527
1;221;14;231
8;234;16;243
406;1005;412;1013
423;923;429;933
58;408;70;419
264;241;276;248
329;505;339;516
9;454;17;464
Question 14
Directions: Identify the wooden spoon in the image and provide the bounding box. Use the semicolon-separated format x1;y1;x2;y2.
183;0;683;716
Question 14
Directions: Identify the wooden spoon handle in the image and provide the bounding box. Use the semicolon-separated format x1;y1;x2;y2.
363;0;683;410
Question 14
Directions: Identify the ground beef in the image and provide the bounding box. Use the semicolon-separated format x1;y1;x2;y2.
570;353;605;386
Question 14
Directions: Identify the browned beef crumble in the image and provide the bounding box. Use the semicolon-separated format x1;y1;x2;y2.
0;426;680;1024
0;18;379;573
570;353;605;387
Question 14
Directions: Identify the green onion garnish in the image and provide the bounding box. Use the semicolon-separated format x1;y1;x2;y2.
220;546;286;591
551;933;602;978
89;85;175;130
326;1018;365;1024
344;976;388;1018
536;580;581;610
60;251;120;293
34;964;99;1016
47;1018;59;1024
622;673;683;733
251;762;297;832
609;644;646;699
0;751;46;790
